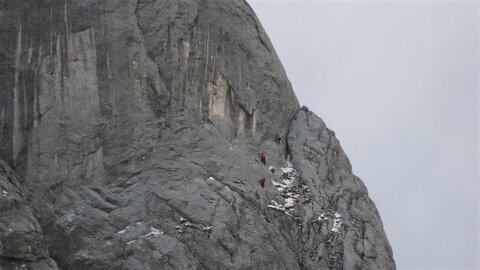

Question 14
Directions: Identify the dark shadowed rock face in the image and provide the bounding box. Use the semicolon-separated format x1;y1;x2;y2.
0;161;58;270
0;0;395;269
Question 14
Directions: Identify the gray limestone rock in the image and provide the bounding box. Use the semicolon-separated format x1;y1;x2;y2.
0;161;58;270
0;0;395;269
287;110;396;269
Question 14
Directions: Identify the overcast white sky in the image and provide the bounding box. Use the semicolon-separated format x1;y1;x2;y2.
247;1;479;269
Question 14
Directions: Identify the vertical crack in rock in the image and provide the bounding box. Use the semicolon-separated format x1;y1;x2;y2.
12;22;22;164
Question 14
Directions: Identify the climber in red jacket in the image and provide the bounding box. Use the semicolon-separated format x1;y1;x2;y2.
259;178;266;188
259;151;266;165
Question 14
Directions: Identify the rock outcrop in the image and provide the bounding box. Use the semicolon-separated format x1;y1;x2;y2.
0;0;395;269
0;161;58;270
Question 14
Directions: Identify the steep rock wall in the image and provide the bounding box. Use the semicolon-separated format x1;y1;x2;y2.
0;161;58;270
0;0;395;269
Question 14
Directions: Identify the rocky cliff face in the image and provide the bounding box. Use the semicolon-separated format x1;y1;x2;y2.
0;0;395;269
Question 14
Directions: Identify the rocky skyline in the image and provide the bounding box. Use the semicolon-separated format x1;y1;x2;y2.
0;1;395;269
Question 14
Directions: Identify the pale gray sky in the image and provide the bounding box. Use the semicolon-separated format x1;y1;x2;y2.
247;1;480;269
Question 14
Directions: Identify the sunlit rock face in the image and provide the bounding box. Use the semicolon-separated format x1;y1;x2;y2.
0;0;395;269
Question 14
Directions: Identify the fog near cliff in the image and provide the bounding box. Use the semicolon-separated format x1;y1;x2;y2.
248;1;479;269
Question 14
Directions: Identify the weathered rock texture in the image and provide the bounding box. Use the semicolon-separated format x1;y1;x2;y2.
0;0;395;269
0;161;59;270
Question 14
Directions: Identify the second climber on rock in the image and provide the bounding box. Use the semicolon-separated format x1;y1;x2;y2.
259;178;266;188
259;151;266;165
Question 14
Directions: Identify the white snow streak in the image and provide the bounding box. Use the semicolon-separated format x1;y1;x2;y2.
331;213;342;233
284;198;295;209
139;227;164;239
